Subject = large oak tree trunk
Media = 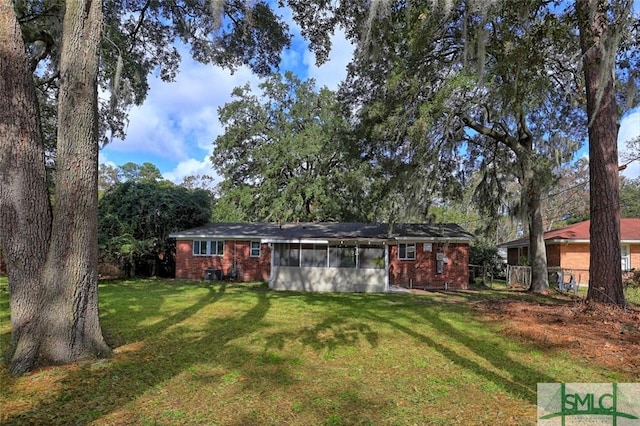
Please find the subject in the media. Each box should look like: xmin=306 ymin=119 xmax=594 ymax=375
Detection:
xmin=0 ymin=0 xmax=110 ymax=375
xmin=39 ymin=0 xmax=110 ymax=363
xmin=518 ymin=141 xmax=549 ymax=293
xmin=527 ymin=186 xmax=549 ymax=292
xmin=0 ymin=0 xmax=54 ymax=375
xmin=577 ymin=0 xmax=625 ymax=306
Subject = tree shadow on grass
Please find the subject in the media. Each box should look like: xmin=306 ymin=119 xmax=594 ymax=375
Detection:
xmin=1 ymin=281 xmax=252 ymax=424
xmin=1 ymin=285 xmax=555 ymax=424
xmin=298 ymin=292 xmax=554 ymax=405
xmin=393 ymin=305 xmax=552 ymax=404
xmin=1 ymin=283 xmax=386 ymax=425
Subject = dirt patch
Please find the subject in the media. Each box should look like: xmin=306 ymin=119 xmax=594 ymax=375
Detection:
xmin=471 ymin=294 xmax=640 ymax=379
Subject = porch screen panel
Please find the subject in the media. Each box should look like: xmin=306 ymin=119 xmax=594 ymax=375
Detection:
xmin=301 ymin=244 xmax=328 ymax=267
xmin=329 ymin=245 xmax=356 ymax=268
xmin=274 ymin=243 xmax=300 ymax=267
xmin=359 ymin=246 xmax=384 ymax=269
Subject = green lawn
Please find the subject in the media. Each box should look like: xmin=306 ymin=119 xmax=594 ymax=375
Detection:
xmin=0 ymin=278 xmax=635 ymax=425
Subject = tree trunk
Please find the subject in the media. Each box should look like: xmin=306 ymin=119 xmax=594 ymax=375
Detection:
xmin=576 ymin=0 xmax=625 ymax=306
xmin=0 ymin=0 xmax=53 ymax=375
xmin=0 ymin=0 xmax=110 ymax=375
xmin=39 ymin=0 xmax=111 ymax=364
xmin=527 ymin=185 xmax=549 ymax=292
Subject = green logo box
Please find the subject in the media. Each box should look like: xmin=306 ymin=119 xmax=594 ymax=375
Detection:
xmin=538 ymin=383 xmax=640 ymax=425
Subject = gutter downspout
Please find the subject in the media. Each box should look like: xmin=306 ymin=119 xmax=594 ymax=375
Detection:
xmin=384 ymin=244 xmax=390 ymax=292
xmin=269 ymin=243 xmax=275 ymax=288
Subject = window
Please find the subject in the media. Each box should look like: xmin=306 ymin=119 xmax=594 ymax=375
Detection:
xmin=193 ymin=240 xmax=208 ymax=255
xmin=621 ymin=244 xmax=631 ymax=271
xmin=398 ymin=243 xmax=416 ymax=260
xmin=329 ymin=245 xmax=356 ymax=268
xmin=360 ymin=246 xmax=385 ymax=269
xmin=274 ymin=243 xmax=300 ymax=267
xmin=213 ymin=241 xmax=224 ymax=256
xmin=301 ymin=244 xmax=327 ymax=267
xmin=192 ymin=240 xmax=224 ymax=256
xmin=250 ymin=241 xmax=261 ymax=258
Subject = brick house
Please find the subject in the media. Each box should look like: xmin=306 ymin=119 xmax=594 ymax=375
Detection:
xmin=501 ymin=218 xmax=640 ymax=285
xmin=169 ymin=222 xmax=473 ymax=292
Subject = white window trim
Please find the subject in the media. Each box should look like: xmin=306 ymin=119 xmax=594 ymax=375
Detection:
xmin=193 ymin=240 xmax=207 ymax=256
xmin=621 ymin=244 xmax=631 ymax=271
xmin=192 ymin=240 xmax=224 ymax=257
xmin=398 ymin=243 xmax=416 ymax=260
xmin=250 ymin=241 xmax=261 ymax=258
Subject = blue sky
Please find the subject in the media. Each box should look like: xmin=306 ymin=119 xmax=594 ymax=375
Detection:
xmin=99 ymin=10 xmax=355 ymax=184
xmin=99 ymin=11 xmax=640 ymax=184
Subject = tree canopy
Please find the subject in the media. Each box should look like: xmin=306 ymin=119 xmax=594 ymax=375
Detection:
xmin=99 ymin=177 xmax=212 ymax=277
xmin=212 ymin=72 xmax=372 ymax=222
xmin=1 ymin=0 xmax=298 ymax=375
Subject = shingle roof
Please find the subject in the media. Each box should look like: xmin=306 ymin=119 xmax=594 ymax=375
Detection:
xmin=169 ymin=222 xmax=474 ymax=242
xmin=500 ymin=218 xmax=640 ymax=248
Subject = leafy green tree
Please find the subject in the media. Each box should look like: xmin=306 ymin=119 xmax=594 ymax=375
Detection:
xmin=289 ymin=0 xmax=637 ymax=297
xmin=542 ymin=158 xmax=590 ymax=230
xmin=120 ymin=162 xmax=164 ymax=182
xmin=99 ymin=180 xmax=212 ymax=277
xmin=338 ymin=2 xmax=589 ymax=292
xmin=212 ymin=72 xmax=371 ymax=222
xmin=620 ymin=177 xmax=640 ymax=218
xmin=98 ymin=163 xmax=121 ymax=194
xmin=2 ymin=0 xmax=293 ymax=375
xmin=469 ymin=242 xmax=506 ymax=283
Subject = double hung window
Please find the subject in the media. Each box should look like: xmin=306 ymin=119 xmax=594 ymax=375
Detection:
xmin=398 ymin=243 xmax=416 ymax=260
xmin=250 ymin=241 xmax=261 ymax=257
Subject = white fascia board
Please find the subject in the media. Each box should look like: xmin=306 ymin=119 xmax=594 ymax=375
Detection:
xmin=173 ymin=235 xmax=266 ymax=240
xmin=394 ymin=237 xmax=472 ymax=244
xmin=261 ymin=239 xmax=330 ymax=244
xmin=261 ymin=239 xmax=391 ymax=245
xmin=547 ymin=239 xmax=640 ymax=244
xmin=547 ymin=239 xmax=590 ymax=244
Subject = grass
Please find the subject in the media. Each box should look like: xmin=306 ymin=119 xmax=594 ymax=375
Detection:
xmin=0 ymin=277 xmax=635 ymax=425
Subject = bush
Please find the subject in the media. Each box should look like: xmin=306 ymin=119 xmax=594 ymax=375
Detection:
xmin=622 ymin=269 xmax=640 ymax=288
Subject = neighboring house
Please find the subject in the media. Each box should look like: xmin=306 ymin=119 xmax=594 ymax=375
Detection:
xmin=501 ymin=218 xmax=640 ymax=285
xmin=169 ymin=222 xmax=474 ymax=293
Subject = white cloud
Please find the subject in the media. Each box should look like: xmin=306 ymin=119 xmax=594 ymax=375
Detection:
xmin=304 ymin=28 xmax=355 ymax=90
xmin=102 ymin=49 xmax=262 ymax=163
xmin=162 ymin=155 xmax=221 ymax=185
xmin=98 ymin=151 xmax=117 ymax=169
xmin=100 ymin=12 xmax=355 ymax=184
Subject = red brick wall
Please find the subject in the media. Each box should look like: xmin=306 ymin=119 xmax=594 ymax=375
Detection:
xmin=506 ymin=242 xmax=640 ymax=286
xmin=389 ymin=243 xmax=469 ymax=289
xmin=559 ymin=243 xmax=590 ymax=270
xmin=176 ymin=239 xmax=469 ymax=289
xmin=631 ymin=244 xmax=640 ymax=270
xmin=558 ymin=243 xmax=590 ymax=284
xmin=175 ymin=240 xmax=271 ymax=281
xmin=546 ymin=244 xmax=561 ymax=267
